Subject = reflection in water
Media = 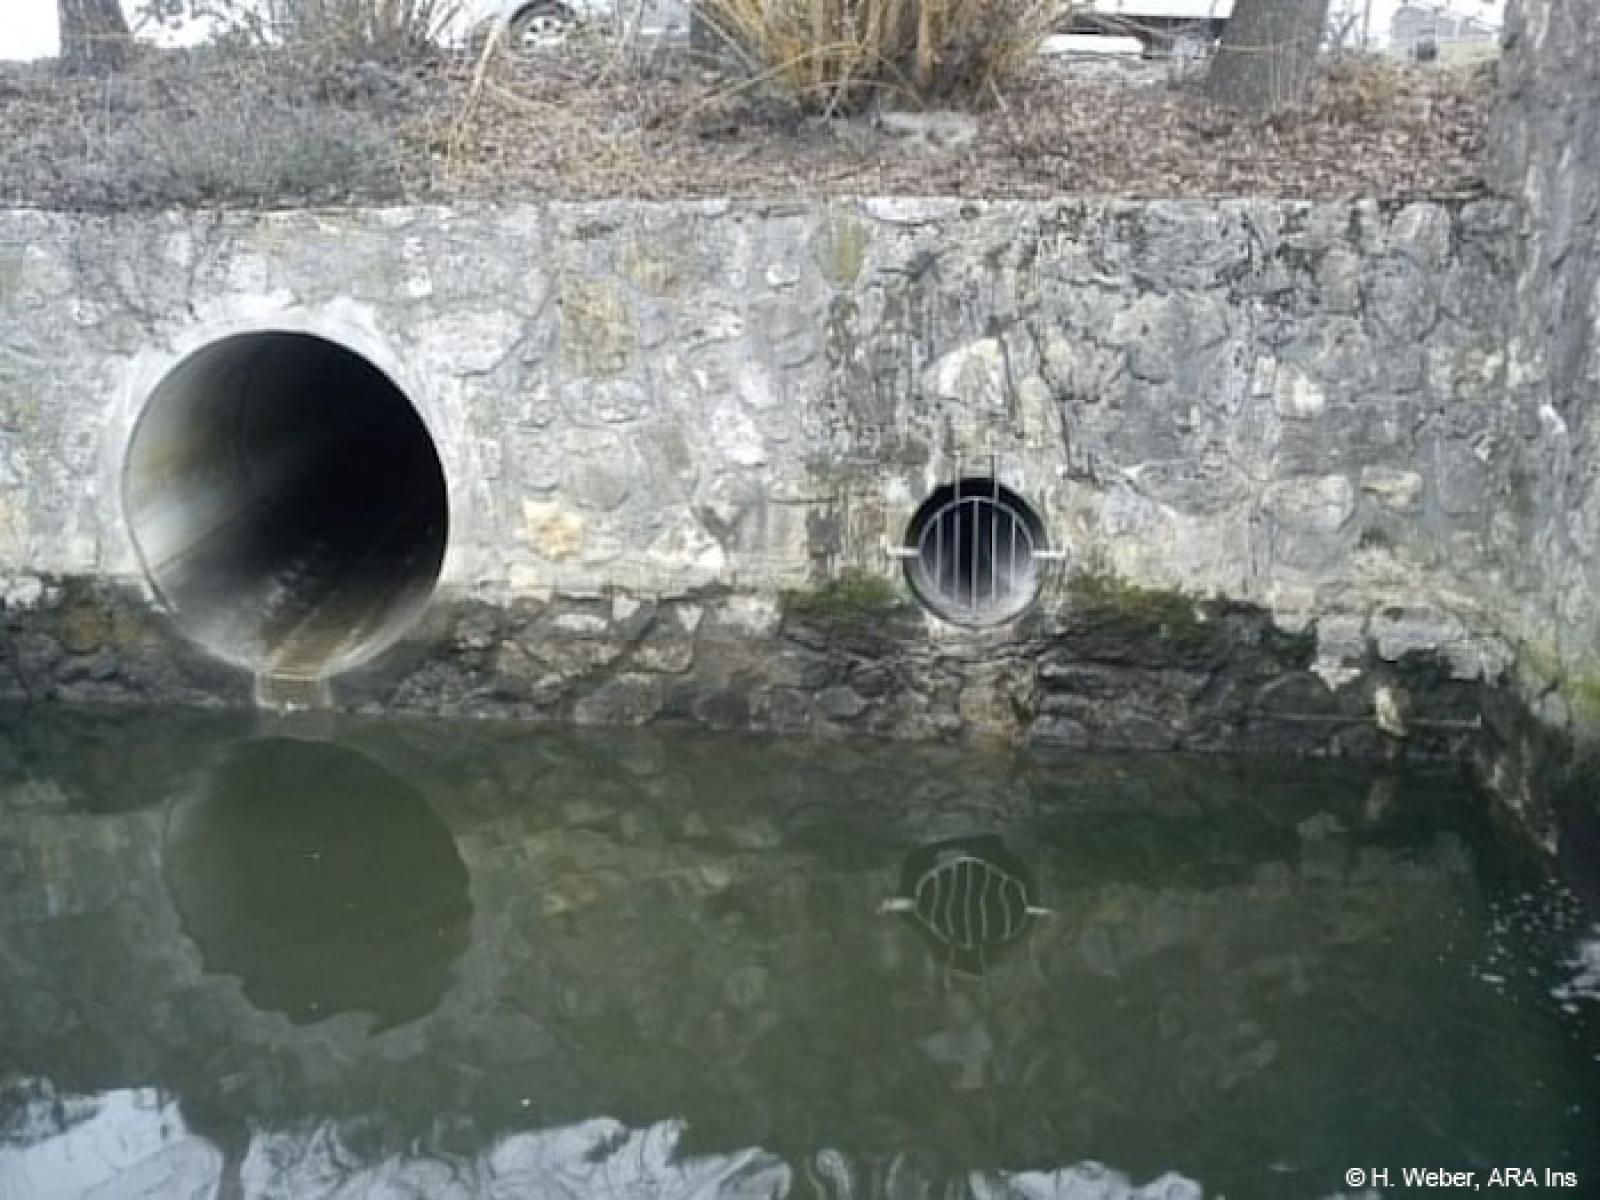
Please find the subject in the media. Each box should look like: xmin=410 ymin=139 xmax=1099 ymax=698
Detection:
xmin=804 ymin=1145 xmax=1202 ymax=1200
xmin=0 ymin=1081 xmax=220 ymax=1200
xmin=249 ymin=1114 xmax=793 ymax=1199
xmin=881 ymin=836 xmax=1049 ymax=977
xmin=1 ymin=709 xmax=1598 ymax=1199
xmin=1 ymin=1081 xmax=1205 ymax=1200
xmin=162 ymin=737 xmax=472 ymax=1029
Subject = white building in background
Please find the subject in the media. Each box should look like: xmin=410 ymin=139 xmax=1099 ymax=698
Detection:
xmin=1058 ymin=0 xmax=1505 ymax=54
xmin=1391 ymin=0 xmax=1503 ymax=60
xmin=3 ymin=0 xmax=62 ymax=60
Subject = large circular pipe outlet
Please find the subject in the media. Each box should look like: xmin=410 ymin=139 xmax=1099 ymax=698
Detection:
xmin=124 ymin=333 xmax=448 ymax=678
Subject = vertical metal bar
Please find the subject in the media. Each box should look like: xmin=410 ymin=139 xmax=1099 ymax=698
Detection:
xmin=960 ymin=499 xmax=972 ymax=614
xmin=972 ymin=864 xmax=985 ymax=947
xmin=943 ymin=863 xmax=957 ymax=942
xmin=957 ymin=861 xmax=972 ymax=946
xmin=989 ymin=478 xmax=998 ymax=606
xmin=1004 ymin=877 xmax=1022 ymax=938
xmin=1009 ymin=508 xmax=1018 ymax=605
xmin=953 ymin=494 xmax=963 ymax=614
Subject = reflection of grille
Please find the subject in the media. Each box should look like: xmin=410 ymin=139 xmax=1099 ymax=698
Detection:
xmin=882 ymin=836 xmax=1050 ymax=976
xmin=910 ymin=853 xmax=1033 ymax=950
xmin=900 ymin=480 xmax=1051 ymax=625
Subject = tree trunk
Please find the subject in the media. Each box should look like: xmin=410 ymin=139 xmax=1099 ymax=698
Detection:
xmin=1204 ymin=0 xmax=1331 ymax=110
xmin=59 ymin=0 xmax=132 ymax=73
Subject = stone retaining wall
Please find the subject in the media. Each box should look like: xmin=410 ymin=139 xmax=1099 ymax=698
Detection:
xmin=0 ymin=198 xmax=1523 ymax=754
xmin=1466 ymin=0 xmax=1600 ymax=857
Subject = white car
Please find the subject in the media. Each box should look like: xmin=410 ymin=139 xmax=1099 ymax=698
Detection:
xmin=1062 ymin=0 xmax=1232 ymax=53
xmin=455 ymin=0 xmax=689 ymax=50
xmin=115 ymin=0 xmax=684 ymax=54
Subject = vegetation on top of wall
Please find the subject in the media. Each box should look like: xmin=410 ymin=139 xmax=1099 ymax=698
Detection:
xmin=781 ymin=570 xmax=909 ymax=630
xmin=1062 ymin=566 xmax=1324 ymax=671
xmin=0 ymin=49 xmax=417 ymax=208
xmin=1065 ymin=566 xmax=1211 ymax=642
xmin=0 ymin=14 xmax=1491 ymax=209
xmin=1501 ymin=637 xmax=1600 ymax=738
xmin=1563 ymin=676 xmax=1600 ymax=729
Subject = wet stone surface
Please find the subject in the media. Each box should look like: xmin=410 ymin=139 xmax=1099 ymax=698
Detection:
xmin=1 ymin=577 xmax=1487 ymax=762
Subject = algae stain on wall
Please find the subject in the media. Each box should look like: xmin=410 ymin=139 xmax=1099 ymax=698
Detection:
xmin=811 ymin=205 xmax=871 ymax=291
xmin=0 ymin=493 xmax=28 ymax=560
xmin=559 ymin=278 xmax=637 ymax=378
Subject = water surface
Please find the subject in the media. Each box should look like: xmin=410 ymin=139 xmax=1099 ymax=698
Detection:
xmin=0 ymin=707 xmax=1596 ymax=1199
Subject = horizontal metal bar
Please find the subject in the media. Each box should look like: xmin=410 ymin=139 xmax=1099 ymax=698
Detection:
xmin=885 ymin=547 xmax=920 ymax=559
xmin=1252 ymin=712 xmax=1482 ymax=730
xmin=1032 ymin=550 xmax=1069 ymax=560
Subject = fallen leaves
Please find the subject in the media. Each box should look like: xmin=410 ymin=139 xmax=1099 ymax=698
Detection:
xmin=0 ymin=41 xmax=1492 ymax=208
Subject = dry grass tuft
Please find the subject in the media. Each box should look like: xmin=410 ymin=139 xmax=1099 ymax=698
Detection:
xmin=1314 ymin=53 xmax=1490 ymax=128
xmin=1318 ymin=56 xmax=1418 ymax=121
xmin=695 ymin=0 xmax=1056 ymax=112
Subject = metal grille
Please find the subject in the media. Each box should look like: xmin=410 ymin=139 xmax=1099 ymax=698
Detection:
xmin=901 ymin=479 xmax=1049 ymax=625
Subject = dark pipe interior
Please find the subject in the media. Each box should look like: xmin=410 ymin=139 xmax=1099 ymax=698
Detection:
xmin=920 ymin=498 xmax=1033 ymax=611
xmin=124 ymin=333 xmax=448 ymax=677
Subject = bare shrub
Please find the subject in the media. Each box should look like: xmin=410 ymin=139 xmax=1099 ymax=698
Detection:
xmin=696 ymin=0 xmax=1056 ymax=112
xmin=1314 ymin=53 xmax=1489 ymax=129
xmin=97 ymin=85 xmax=403 ymax=203
xmin=143 ymin=0 xmax=465 ymax=61
xmin=1313 ymin=54 xmax=1416 ymax=122
xmin=0 ymin=48 xmax=425 ymax=207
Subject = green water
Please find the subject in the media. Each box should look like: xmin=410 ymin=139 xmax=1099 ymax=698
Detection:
xmin=0 ymin=707 xmax=1596 ymax=1199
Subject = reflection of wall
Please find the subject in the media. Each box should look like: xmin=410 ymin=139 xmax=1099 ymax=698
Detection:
xmin=0 ymin=1095 xmax=1213 ymax=1200
xmin=0 ymin=1086 xmax=222 ymax=1199
xmin=5 ymin=716 xmax=1577 ymax=1196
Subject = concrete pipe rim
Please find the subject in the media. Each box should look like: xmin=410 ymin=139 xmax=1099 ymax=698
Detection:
xmin=122 ymin=330 xmax=450 ymax=682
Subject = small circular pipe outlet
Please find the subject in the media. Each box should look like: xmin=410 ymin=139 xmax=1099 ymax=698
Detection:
xmin=123 ymin=332 xmax=448 ymax=678
xmin=902 ymin=479 xmax=1048 ymax=626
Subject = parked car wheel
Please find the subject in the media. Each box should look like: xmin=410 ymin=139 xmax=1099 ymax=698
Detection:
xmin=1170 ymin=29 xmax=1214 ymax=62
xmin=508 ymin=0 xmax=580 ymax=49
